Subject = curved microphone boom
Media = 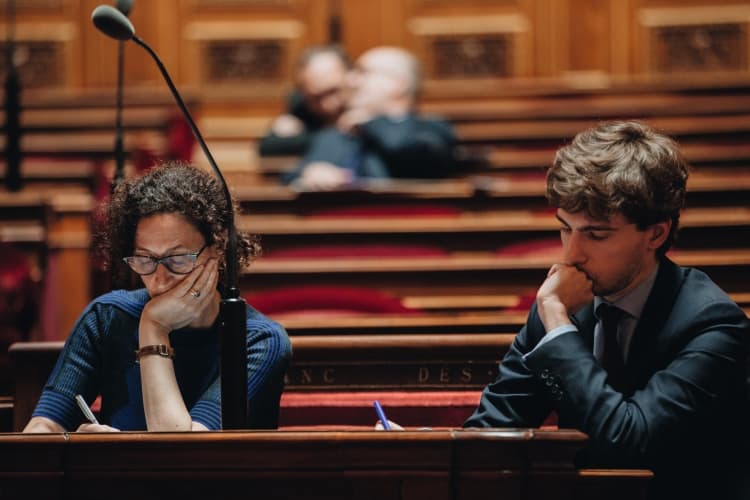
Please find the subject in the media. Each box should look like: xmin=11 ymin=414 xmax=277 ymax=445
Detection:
xmin=92 ymin=4 xmax=248 ymax=429
xmin=112 ymin=0 xmax=134 ymax=191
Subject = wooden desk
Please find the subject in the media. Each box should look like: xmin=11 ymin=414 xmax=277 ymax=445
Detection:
xmin=0 ymin=429 xmax=652 ymax=500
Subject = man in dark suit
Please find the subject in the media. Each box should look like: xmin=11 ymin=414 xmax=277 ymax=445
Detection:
xmin=283 ymin=46 xmax=457 ymax=190
xmin=463 ymin=120 xmax=750 ymax=500
xmin=258 ymin=45 xmax=352 ymax=157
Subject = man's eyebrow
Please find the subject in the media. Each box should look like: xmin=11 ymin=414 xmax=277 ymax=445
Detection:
xmin=555 ymin=214 xmax=616 ymax=231
xmin=555 ymin=214 xmax=570 ymax=227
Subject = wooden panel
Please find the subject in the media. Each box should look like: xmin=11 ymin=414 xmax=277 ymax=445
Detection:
xmin=179 ymin=0 xmax=330 ymax=97
xmin=635 ymin=2 xmax=750 ymax=74
xmin=2 ymin=0 xmax=750 ymax=98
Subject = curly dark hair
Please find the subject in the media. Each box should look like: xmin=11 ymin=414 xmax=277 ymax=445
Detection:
xmin=94 ymin=162 xmax=261 ymax=288
xmin=546 ymin=120 xmax=689 ymax=256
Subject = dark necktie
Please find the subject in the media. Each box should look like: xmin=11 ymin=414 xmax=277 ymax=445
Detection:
xmin=597 ymin=303 xmax=627 ymax=392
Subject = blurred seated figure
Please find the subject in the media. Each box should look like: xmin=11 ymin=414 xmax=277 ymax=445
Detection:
xmin=0 ymin=243 xmax=40 ymax=394
xmin=283 ymin=46 xmax=458 ymax=190
xmin=259 ymin=45 xmax=352 ymax=157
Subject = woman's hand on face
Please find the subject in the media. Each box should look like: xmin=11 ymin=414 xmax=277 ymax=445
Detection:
xmin=141 ymin=257 xmax=220 ymax=333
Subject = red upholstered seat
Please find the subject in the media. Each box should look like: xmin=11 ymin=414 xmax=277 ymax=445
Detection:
xmin=0 ymin=243 xmax=40 ymax=393
xmin=278 ymin=390 xmax=481 ymax=429
xmin=263 ymin=244 xmax=448 ymax=259
xmin=246 ymin=285 xmax=418 ymax=316
xmin=278 ymin=391 xmax=559 ymax=430
xmin=132 ymin=112 xmax=195 ymax=175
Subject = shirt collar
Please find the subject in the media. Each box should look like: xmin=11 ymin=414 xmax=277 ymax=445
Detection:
xmin=594 ymin=262 xmax=660 ymax=320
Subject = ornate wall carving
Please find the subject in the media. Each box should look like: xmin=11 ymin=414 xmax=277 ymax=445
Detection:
xmin=431 ymin=35 xmax=512 ymax=78
xmin=203 ymin=40 xmax=285 ymax=82
xmin=651 ymin=23 xmax=746 ymax=73
xmin=0 ymin=41 xmax=64 ymax=88
xmin=638 ymin=4 xmax=750 ymax=74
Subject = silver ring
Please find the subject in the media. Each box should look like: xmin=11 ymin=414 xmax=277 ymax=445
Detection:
xmin=189 ymin=288 xmax=201 ymax=298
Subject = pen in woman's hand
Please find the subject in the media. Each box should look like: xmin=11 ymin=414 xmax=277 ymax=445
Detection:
xmin=75 ymin=394 xmax=99 ymax=425
xmin=373 ymin=400 xmax=391 ymax=430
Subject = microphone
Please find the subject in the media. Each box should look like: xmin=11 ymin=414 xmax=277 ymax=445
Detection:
xmin=112 ymin=0 xmax=134 ymax=191
xmin=92 ymin=4 xmax=249 ymax=430
xmin=116 ymin=0 xmax=134 ymax=16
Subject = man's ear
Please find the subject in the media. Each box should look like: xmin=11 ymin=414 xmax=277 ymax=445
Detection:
xmin=648 ymin=220 xmax=671 ymax=251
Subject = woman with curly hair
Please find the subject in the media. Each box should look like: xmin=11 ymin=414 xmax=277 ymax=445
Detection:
xmin=24 ymin=162 xmax=291 ymax=432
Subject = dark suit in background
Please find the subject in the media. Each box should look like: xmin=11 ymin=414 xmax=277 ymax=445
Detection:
xmin=282 ymin=114 xmax=457 ymax=184
xmin=258 ymin=91 xmax=325 ymax=157
xmin=465 ymin=257 xmax=750 ymax=500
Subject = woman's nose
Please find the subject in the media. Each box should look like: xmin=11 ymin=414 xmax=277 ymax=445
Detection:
xmin=149 ymin=262 xmax=175 ymax=292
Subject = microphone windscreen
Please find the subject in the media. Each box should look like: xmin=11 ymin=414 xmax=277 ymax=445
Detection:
xmin=92 ymin=5 xmax=135 ymax=41
xmin=116 ymin=0 xmax=134 ymax=17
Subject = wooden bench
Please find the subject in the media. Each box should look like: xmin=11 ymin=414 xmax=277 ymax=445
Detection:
xmin=243 ymin=248 xmax=750 ymax=300
xmin=240 ymin=206 xmax=750 ymax=255
xmin=0 ymin=88 xmax=195 ymax=174
xmin=0 ymin=189 xmax=93 ymax=342
xmin=239 ymin=81 xmax=750 ymax=179
xmin=229 ymin=168 xmax=750 ymax=215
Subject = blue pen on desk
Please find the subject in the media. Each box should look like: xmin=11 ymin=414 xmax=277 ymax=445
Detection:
xmin=75 ymin=394 xmax=99 ymax=425
xmin=373 ymin=400 xmax=391 ymax=430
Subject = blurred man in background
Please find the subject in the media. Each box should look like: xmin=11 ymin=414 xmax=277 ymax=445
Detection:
xmin=258 ymin=45 xmax=352 ymax=157
xmin=284 ymin=46 xmax=457 ymax=190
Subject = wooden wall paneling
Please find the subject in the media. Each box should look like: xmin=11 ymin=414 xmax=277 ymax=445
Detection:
xmin=41 ymin=191 xmax=93 ymax=341
xmin=634 ymin=1 xmax=750 ymax=75
xmin=79 ymin=0 xmax=180 ymax=89
xmin=609 ymin=0 xmax=634 ymax=76
xmin=533 ymin=0 xmax=560 ymax=77
xmin=339 ymin=0 xmax=409 ymax=59
xmin=178 ymin=1 xmax=334 ymax=174
xmin=180 ymin=0 xmax=328 ymax=96
xmin=405 ymin=0 xmax=534 ymax=98
xmin=565 ymin=0 xmax=612 ymax=75
xmin=0 ymin=0 xmax=78 ymax=89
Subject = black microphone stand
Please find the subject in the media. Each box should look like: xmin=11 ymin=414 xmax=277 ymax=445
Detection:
xmin=112 ymin=39 xmax=125 ymax=191
xmin=92 ymin=4 xmax=248 ymax=428
xmin=4 ymin=0 xmax=22 ymax=192
xmin=130 ymin=35 xmax=248 ymax=429
xmin=111 ymin=0 xmax=133 ymax=191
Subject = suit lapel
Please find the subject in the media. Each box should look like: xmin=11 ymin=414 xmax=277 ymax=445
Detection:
xmin=625 ymin=258 xmax=685 ymax=383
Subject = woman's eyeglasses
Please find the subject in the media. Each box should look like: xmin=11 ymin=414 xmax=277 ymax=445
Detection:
xmin=123 ymin=245 xmax=206 ymax=275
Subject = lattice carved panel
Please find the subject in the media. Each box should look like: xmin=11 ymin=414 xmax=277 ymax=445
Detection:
xmin=202 ymin=40 xmax=286 ymax=83
xmin=0 ymin=40 xmax=64 ymax=88
xmin=651 ymin=23 xmax=747 ymax=73
xmin=431 ymin=35 xmax=512 ymax=78
xmin=191 ymin=0 xmax=294 ymax=9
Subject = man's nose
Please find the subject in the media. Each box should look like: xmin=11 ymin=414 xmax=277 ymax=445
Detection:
xmin=563 ymin=232 xmax=586 ymax=265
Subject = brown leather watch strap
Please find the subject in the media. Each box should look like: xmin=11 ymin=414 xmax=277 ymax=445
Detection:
xmin=135 ymin=344 xmax=175 ymax=363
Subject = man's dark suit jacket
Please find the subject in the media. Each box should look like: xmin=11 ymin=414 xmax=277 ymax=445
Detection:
xmin=258 ymin=91 xmax=325 ymax=157
xmin=282 ymin=114 xmax=458 ymax=184
xmin=465 ymin=258 xmax=750 ymax=500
